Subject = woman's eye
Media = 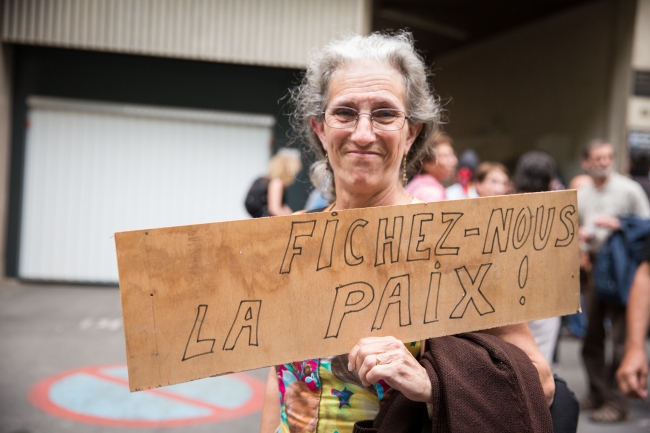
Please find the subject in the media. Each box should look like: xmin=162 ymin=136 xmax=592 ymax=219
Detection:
xmin=334 ymin=109 xmax=356 ymax=119
xmin=374 ymin=110 xmax=399 ymax=120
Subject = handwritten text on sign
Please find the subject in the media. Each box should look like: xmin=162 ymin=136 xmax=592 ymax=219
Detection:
xmin=116 ymin=191 xmax=580 ymax=391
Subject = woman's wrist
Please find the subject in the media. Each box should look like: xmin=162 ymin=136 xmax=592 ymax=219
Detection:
xmin=420 ymin=376 xmax=433 ymax=403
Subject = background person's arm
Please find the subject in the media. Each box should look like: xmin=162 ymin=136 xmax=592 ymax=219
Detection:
xmin=616 ymin=261 xmax=650 ymax=399
xmin=260 ymin=367 xmax=281 ymax=433
xmin=267 ymin=178 xmax=293 ymax=216
xmin=593 ymin=215 xmax=620 ymax=231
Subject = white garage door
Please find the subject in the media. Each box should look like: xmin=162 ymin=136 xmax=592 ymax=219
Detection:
xmin=20 ymin=96 xmax=274 ymax=284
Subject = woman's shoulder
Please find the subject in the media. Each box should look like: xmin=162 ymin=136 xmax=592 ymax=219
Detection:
xmin=295 ymin=203 xmax=335 ymax=215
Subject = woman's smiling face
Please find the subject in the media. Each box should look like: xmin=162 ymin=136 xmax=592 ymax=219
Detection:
xmin=311 ymin=61 xmax=421 ymax=197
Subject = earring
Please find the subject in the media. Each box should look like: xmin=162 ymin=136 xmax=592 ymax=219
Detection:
xmin=402 ymin=155 xmax=408 ymax=185
xmin=325 ymin=152 xmax=330 ymax=171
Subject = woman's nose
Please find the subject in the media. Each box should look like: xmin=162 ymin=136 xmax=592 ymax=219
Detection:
xmin=351 ymin=115 xmax=375 ymax=144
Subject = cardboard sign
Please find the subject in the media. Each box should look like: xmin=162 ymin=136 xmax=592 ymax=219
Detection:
xmin=116 ymin=191 xmax=580 ymax=392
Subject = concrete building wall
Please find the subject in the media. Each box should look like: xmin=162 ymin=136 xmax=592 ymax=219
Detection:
xmin=632 ymin=0 xmax=650 ymax=68
xmin=1 ymin=0 xmax=371 ymax=68
xmin=607 ymin=0 xmax=636 ymax=173
xmin=628 ymin=0 xmax=650 ymax=133
xmin=432 ymin=0 xmax=634 ymax=180
xmin=0 ymin=44 xmax=11 ymax=280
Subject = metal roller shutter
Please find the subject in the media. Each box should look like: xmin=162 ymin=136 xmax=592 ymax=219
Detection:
xmin=20 ymin=96 xmax=274 ymax=283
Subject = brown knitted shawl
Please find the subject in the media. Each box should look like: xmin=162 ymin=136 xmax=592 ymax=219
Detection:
xmin=353 ymin=332 xmax=553 ymax=433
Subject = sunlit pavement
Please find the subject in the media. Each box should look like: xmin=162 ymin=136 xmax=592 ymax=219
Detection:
xmin=1 ymin=281 xmax=648 ymax=433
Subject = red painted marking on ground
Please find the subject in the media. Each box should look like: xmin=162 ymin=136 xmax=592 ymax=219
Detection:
xmin=89 ymin=369 xmax=231 ymax=412
xmin=28 ymin=364 xmax=266 ymax=428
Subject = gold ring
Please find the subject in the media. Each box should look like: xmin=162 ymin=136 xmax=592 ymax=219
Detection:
xmin=375 ymin=354 xmax=383 ymax=366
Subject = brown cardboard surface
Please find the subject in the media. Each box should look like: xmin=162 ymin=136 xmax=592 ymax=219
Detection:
xmin=116 ymin=190 xmax=580 ymax=391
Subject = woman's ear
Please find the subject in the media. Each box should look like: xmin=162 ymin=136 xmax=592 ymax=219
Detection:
xmin=405 ymin=123 xmax=423 ymax=154
xmin=310 ymin=117 xmax=328 ymax=153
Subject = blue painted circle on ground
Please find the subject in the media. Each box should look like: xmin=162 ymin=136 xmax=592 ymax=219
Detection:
xmin=29 ymin=364 xmax=265 ymax=427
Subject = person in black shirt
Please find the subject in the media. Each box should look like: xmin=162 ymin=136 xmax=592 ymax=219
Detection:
xmin=630 ymin=148 xmax=650 ymax=202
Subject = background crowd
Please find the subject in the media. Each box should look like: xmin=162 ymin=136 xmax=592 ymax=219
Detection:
xmin=264 ymin=132 xmax=650 ymax=426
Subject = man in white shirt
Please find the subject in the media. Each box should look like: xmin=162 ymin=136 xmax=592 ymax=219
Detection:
xmin=578 ymin=139 xmax=650 ymax=423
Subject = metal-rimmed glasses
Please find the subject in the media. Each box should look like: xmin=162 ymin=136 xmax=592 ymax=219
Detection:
xmin=321 ymin=106 xmax=411 ymax=131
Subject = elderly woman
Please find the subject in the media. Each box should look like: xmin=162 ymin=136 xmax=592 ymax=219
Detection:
xmin=260 ymin=32 xmax=554 ymax=433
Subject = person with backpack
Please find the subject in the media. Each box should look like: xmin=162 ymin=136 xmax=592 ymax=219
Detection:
xmin=245 ymin=148 xmax=302 ymax=218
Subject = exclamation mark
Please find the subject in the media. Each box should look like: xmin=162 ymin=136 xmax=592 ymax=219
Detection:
xmin=518 ymin=256 xmax=529 ymax=305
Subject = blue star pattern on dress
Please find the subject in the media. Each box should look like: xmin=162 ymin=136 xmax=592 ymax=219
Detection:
xmin=275 ymin=342 xmax=420 ymax=432
xmin=331 ymin=387 xmax=354 ymax=409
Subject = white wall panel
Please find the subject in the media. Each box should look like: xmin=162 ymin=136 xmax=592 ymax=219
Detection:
xmin=1 ymin=0 xmax=371 ymax=68
xmin=20 ymin=97 xmax=273 ymax=283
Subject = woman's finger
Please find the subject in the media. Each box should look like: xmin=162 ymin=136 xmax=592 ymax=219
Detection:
xmin=638 ymin=370 xmax=648 ymax=400
xmin=357 ymin=350 xmax=395 ymax=387
xmin=362 ymin=353 xmax=433 ymax=403
xmin=348 ymin=337 xmax=401 ymax=371
xmin=347 ymin=340 xmax=368 ymax=371
xmin=357 ymin=345 xmax=414 ymax=386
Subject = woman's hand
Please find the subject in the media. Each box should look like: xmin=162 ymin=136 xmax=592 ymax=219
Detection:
xmin=348 ymin=336 xmax=432 ymax=403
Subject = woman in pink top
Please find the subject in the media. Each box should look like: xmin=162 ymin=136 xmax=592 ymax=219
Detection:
xmin=405 ymin=133 xmax=457 ymax=202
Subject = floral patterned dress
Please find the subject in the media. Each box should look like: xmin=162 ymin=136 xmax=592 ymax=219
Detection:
xmin=275 ymin=341 xmax=421 ymax=433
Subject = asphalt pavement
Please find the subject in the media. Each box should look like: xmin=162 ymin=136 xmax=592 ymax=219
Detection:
xmin=0 ymin=281 xmax=649 ymax=433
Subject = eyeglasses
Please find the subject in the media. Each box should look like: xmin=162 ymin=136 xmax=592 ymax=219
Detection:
xmin=321 ymin=106 xmax=411 ymax=131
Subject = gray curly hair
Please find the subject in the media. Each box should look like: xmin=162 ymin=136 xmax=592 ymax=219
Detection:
xmin=289 ymin=31 xmax=441 ymax=201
